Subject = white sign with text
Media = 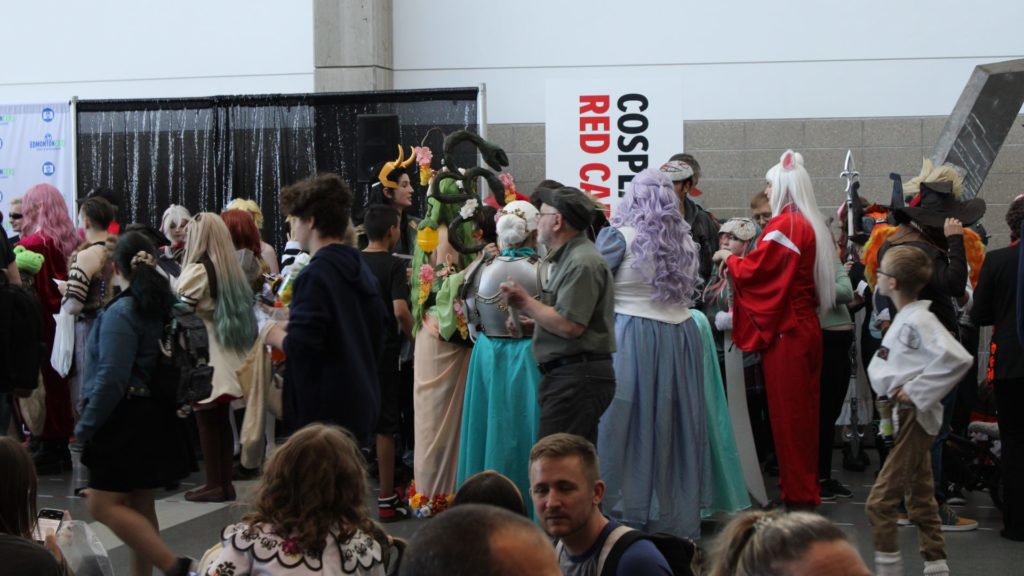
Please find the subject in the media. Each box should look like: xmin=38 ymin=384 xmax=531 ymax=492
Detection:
xmin=545 ymin=78 xmax=683 ymax=215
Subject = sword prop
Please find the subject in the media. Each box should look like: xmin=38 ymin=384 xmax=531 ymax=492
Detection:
xmin=840 ymin=151 xmax=865 ymax=463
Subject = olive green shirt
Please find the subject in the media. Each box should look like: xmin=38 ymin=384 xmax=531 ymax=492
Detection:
xmin=533 ymin=234 xmax=616 ymax=364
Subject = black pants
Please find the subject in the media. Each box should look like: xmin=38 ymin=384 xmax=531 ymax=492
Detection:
xmin=820 ymin=329 xmax=854 ymax=480
xmin=995 ymin=378 xmax=1024 ymax=538
xmin=538 ymin=359 xmax=616 ymax=445
xmin=744 ymin=362 xmax=775 ymax=464
xmin=952 ymin=324 xmax=980 ymax=434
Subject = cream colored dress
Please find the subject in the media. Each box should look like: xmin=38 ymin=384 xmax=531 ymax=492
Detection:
xmin=177 ymin=262 xmax=246 ymax=402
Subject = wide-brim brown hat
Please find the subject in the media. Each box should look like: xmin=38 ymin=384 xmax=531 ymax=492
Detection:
xmin=894 ymin=181 xmax=986 ymax=228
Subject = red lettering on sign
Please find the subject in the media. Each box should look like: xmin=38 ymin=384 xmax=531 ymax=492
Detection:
xmin=579 ymin=116 xmax=610 ymax=132
xmin=581 ymin=181 xmax=611 ymax=199
xmin=580 ymin=163 xmax=611 ymax=183
xmin=580 ymin=133 xmax=609 ymax=154
xmin=579 ymin=95 xmax=609 ymax=115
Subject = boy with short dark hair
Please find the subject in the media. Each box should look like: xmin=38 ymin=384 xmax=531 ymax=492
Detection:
xmin=866 ymin=245 xmax=972 ymax=576
xmin=361 ymin=204 xmax=414 ymax=522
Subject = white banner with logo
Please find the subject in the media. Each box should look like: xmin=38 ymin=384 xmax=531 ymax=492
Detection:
xmin=545 ymin=79 xmax=683 ymax=215
xmin=0 ymin=103 xmax=74 ymax=236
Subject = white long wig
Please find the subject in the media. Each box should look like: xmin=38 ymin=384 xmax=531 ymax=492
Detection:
xmin=765 ymin=150 xmax=836 ymax=315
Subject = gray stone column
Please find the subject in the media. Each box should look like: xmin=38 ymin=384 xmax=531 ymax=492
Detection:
xmin=314 ymin=0 xmax=393 ymax=92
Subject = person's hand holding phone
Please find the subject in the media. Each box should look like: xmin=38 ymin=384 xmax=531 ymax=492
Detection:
xmin=34 ymin=508 xmax=69 ymax=564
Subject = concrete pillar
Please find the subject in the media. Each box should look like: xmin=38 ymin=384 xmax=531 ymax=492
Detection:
xmin=314 ymin=0 xmax=393 ymax=92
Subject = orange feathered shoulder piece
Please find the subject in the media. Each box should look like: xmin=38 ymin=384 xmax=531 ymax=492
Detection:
xmin=863 ymin=224 xmax=985 ymax=289
xmin=862 ymin=224 xmax=898 ymax=289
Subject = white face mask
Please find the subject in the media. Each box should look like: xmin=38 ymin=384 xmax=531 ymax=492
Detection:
xmin=77 ymin=214 xmax=86 ymax=229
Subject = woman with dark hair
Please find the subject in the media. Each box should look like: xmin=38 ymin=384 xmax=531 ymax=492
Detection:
xmin=452 ymin=470 xmax=528 ymax=517
xmin=74 ymin=231 xmax=194 ymax=576
xmin=0 ymin=437 xmax=70 ymax=575
xmin=361 ymin=148 xmax=420 ymax=256
xmin=205 ymin=424 xmax=388 ymax=575
xmin=17 ymin=183 xmax=78 ymax=473
xmin=595 ymin=169 xmax=713 ymax=540
xmin=63 ymin=196 xmax=116 ymax=422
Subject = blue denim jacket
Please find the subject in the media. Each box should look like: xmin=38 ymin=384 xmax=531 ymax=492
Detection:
xmin=74 ymin=294 xmax=164 ymax=442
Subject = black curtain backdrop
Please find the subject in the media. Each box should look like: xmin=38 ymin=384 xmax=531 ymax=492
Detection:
xmin=75 ymin=88 xmax=479 ymax=252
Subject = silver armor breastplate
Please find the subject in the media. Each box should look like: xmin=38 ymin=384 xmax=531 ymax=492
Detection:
xmin=468 ymin=255 xmax=542 ymax=337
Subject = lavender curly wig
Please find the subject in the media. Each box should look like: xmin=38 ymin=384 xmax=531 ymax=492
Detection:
xmin=610 ymin=169 xmax=701 ymax=305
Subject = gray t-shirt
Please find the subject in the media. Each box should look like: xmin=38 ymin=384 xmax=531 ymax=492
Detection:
xmin=533 ymin=234 xmax=616 ymax=364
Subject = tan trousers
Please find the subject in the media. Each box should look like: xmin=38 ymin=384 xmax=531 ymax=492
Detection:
xmin=865 ymin=405 xmax=946 ymax=561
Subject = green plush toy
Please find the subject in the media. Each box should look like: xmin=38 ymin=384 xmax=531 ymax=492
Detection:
xmin=14 ymin=245 xmax=45 ymax=274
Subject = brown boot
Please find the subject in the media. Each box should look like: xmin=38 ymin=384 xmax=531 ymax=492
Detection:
xmin=186 ymin=405 xmax=229 ymax=502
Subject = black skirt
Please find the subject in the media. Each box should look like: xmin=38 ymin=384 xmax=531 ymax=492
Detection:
xmin=82 ymin=395 xmax=195 ymax=493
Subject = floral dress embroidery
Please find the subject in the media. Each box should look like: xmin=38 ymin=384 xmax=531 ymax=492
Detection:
xmin=207 ymin=523 xmax=385 ymax=576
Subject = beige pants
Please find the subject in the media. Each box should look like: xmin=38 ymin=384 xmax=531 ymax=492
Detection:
xmin=412 ymin=330 xmax=471 ymax=499
xmin=865 ymin=406 xmax=946 ymax=562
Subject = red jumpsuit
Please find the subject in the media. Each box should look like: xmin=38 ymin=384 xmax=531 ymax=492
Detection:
xmin=728 ymin=205 xmax=822 ymax=506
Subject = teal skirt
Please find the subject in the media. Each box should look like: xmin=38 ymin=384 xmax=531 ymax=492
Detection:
xmin=455 ymin=334 xmax=541 ymax=516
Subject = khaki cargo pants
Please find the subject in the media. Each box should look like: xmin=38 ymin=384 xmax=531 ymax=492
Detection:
xmin=865 ymin=405 xmax=946 ymax=561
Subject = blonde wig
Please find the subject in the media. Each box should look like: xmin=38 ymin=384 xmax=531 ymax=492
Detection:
xmin=226 ymin=198 xmax=264 ymax=230
xmin=182 ymin=212 xmax=257 ymax=351
xmin=902 ymin=158 xmax=965 ymax=199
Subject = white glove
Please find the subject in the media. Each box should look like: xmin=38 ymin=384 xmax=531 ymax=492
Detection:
xmin=714 ymin=310 xmax=733 ymax=331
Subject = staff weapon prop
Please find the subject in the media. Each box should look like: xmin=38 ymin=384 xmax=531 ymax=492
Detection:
xmin=840 ymin=151 xmax=868 ymax=469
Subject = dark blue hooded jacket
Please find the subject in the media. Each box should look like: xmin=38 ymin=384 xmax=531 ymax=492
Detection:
xmin=283 ymin=243 xmax=386 ymax=438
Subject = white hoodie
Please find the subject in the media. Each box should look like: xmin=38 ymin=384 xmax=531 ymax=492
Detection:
xmin=867 ymin=300 xmax=972 ymax=436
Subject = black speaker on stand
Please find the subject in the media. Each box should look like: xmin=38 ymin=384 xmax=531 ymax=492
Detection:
xmin=356 ymin=114 xmax=401 ymax=183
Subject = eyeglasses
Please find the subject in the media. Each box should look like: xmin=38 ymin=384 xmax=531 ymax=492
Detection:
xmin=538 ymin=212 xmax=560 ymax=218
xmin=8 ymin=213 xmax=22 ymax=220
xmin=876 ymin=270 xmax=893 ymax=278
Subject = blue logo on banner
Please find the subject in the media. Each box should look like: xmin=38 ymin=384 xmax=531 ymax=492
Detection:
xmin=41 ymin=108 xmax=55 ymax=122
xmin=0 ymin=136 xmax=4 ymax=150
xmin=29 ymin=133 xmax=63 ymax=151
xmin=42 ymin=162 xmax=55 ymax=176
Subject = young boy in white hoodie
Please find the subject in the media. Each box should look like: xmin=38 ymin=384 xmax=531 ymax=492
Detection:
xmin=866 ymin=245 xmax=972 ymax=576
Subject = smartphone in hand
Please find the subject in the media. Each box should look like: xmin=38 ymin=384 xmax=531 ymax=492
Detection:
xmin=32 ymin=508 xmax=65 ymax=544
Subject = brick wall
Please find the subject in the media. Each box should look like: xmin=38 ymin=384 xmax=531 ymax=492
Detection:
xmin=488 ymin=116 xmax=1024 ymax=248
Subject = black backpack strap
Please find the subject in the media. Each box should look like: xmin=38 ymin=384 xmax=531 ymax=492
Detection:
xmin=200 ymin=256 xmax=219 ymax=300
xmin=600 ymin=531 xmax=698 ymax=576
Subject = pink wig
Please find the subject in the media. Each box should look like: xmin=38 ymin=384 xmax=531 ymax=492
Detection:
xmin=21 ymin=183 xmax=78 ymax=258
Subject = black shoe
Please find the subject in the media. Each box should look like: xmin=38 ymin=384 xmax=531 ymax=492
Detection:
xmin=1001 ymin=529 xmax=1024 ymax=542
xmin=233 ymin=462 xmax=260 ymax=481
xmin=819 ymin=482 xmax=836 ymax=501
xmin=946 ymin=483 xmax=967 ymax=506
xmin=821 ymin=479 xmax=853 ymax=499
xmin=33 ymin=440 xmax=71 ymax=475
xmin=164 ymin=557 xmax=194 ymax=576
xmin=378 ymin=493 xmax=412 ymax=523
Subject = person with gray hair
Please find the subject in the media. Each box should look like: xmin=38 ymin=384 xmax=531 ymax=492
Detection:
xmin=399 ymin=503 xmax=559 ymax=576
xmin=457 ymin=200 xmax=545 ymax=514
xmin=709 ymin=510 xmax=870 ymax=576
xmin=500 ymin=187 xmax=616 ymax=444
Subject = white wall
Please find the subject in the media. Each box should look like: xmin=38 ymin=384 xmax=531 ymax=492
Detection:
xmin=1 ymin=0 xmax=314 ymax=104
xmin=393 ymin=0 xmax=1024 ymax=123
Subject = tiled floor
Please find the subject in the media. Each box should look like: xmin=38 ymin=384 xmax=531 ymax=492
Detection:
xmin=36 ymin=450 xmax=1024 ymax=575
